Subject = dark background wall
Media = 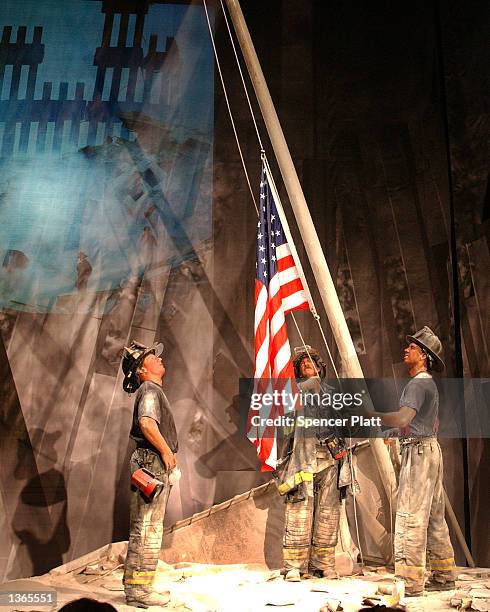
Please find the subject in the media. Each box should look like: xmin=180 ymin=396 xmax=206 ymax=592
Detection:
xmin=212 ymin=0 xmax=489 ymax=566
xmin=0 ymin=0 xmax=489 ymax=580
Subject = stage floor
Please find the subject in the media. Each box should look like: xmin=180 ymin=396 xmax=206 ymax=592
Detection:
xmin=1 ymin=544 xmax=489 ymax=611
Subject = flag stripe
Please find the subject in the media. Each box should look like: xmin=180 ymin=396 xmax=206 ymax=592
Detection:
xmin=277 ymin=266 xmax=302 ymax=288
xmin=277 ymin=253 xmax=296 ymax=271
xmin=280 ymin=277 xmax=307 ymax=299
xmin=283 ymin=294 xmax=310 ymax=314
xmin=276 ymin=243 xmax=291 ymax=259
xmin=251 ymin=163 xmax=312 ymax=470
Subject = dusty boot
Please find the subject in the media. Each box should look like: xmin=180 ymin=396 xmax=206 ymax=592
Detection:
xmin=404 ymin=586 xmax=424 ymax=597
xmin=425 ymin=578 xmax=456 ymax=592
xmin=396 ymin=576 xmax=424 ymax=597
xmin=322 ymin=568 xmax=339 ymax=579
xmin=306 ymin=567 xmax=339 ymax=579
xmin=285 ymin=568 xmax=301 ymax=582
xmin=305 ymin=568 xmax=324 ymax=579
xmin=126 ymin=590 xmax=171 ymax=608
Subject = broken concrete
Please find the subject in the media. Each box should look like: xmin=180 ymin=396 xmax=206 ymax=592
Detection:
xmin=2 ymin=555 xmax=488 ymax=612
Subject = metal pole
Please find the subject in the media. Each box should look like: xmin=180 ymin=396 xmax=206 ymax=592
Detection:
xmin=223 ymin=0 xmax=397 ymax=504
xmin=444 ymin=490 xmax=475 ymax=567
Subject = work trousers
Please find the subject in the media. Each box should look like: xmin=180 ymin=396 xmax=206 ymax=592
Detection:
xmin=123 ymin=448 xmax=171 ymax=600
xmin=395 ymin=438 xmax=456 ymax=592
xmin=283 ymin=464 xmax=340 ymax=573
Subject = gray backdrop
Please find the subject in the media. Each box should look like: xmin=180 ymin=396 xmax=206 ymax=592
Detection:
xmin=1 ymin=0 xmax=489 ymax=580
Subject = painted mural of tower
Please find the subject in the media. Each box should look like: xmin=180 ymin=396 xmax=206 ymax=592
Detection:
xmin=0 ymin=0 xmax=180 ymax=155
xmin=88 ymin=0 xmax=179 ymax=146
xmin=0 ymin=25 xmax=43 ymax=155
xmin=0 ymin=25 xmax=88 ymax=155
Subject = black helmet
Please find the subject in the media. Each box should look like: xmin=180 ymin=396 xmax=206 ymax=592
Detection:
xmin=122 ymin=340 xmax=164 ymax=393
xmin=292 ymin=345 xmax=326 ymax=378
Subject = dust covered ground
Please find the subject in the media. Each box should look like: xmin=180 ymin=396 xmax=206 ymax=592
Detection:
xmin=0 ymin=543 xmax=489 ymax=612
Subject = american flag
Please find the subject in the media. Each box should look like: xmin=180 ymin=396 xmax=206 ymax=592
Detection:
xmin=250 ymin=162 xmax=312 ymax=470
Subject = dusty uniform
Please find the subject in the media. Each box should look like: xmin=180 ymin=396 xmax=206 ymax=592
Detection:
xmin=123 ymin=381 xmax=178 ymax=602
xmin=283 ymin=449 xmax=340 ymax=573
xmin=281 ymin=382 xmax=342 ymax=574
xmin=395 ymin=373 xmax=455 ymax=592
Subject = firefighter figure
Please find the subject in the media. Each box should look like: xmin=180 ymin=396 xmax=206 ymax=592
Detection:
xmin=121 ymin=341 xmax=178 ymax=608
xmin=369 ymin=327 xmax=456 ymax=596
xmin=276 ymin=346 xmax=347 ymax=581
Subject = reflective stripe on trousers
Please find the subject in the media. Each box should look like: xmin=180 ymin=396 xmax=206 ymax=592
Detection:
xmin=283 ymin=464 xmax=340 ymax=572
xmin=124 ymin=448 xmax=171 ymax=598
xmin=395 ymin=439 xmax=455 ymax=591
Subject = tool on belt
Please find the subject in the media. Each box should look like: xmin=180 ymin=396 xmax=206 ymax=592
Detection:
xmin=131 ymin=468 xmax=164 ymax=500
xmin=319 ymin=435 xmax=346 ymax=460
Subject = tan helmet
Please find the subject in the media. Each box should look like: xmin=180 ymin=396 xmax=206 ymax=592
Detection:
xmin=292 ymin=345 xmax=326 ymax=378
xmin=406 ymin=326 xmax=445 ymax=372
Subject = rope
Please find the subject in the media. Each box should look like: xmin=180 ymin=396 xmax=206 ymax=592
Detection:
xmin=313 ymin=312 xmax=340 ymax=380
xmin=219 ymin=0 xmax=265 ymax=151
xmin=206 ymin=0 xmax=366 ymax=567
xmin=348 ymin=446 xmax=364 ymax=567
xmin=262 ymin=154 xmax=318 ymax=317
xmin=202 ymin=0 xmax=258 ymax=214
xmin=290 ymin=312 xmax=320 ymax=377
xmin=338 ymin=499 xmax=358 ymax=570
xmin=216 ymin=0 xmax=339 ymax=374
xmin=377 ymin=144 xmax=417 ymax=331
xmin=265 ymin=152 xmax=339 ymax=378
xmin=389 ymin=470 xmax=394 ymax=561
xmin=261 ymin=152 xmax=340 ymax=377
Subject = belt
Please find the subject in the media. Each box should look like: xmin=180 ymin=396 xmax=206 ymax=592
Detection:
xmin=136 ymin=442 xmax=160 ymax=453
xmin=399 ymin=435 xmax=437 ymax=446
xmin=136 ymin=441 xmax=178 ymax=453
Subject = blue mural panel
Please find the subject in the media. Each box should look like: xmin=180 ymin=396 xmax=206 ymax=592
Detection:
xmin=0 ymin=0 xmax=214 ymax=311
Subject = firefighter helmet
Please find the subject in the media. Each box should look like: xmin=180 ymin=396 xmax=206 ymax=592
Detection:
xmin=292 ymin=345 xmax=327 ymax=378
xmin=121 ymin=340 xmax=164 ymax=393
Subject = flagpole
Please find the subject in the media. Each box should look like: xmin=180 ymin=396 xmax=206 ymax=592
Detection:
xmin=223 ymin=0 xmax=397 ymax=504
xmin=263 ymin=160 xmax=317 ymax=316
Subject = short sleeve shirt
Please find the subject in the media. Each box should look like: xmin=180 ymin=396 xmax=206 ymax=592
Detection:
xmin=130 ymin=381 xmax=178 ymax=453
xmin=399 ymin=373 xmax=438 ymax=436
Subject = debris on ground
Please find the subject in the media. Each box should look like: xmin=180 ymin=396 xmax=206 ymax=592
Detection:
xmin=1 ymin=544 xmax=488 ymax=612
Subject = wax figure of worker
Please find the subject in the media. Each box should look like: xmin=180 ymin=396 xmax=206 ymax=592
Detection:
xmin=276 ymin=346 xmax=349 ymax=581
xmin=369 ymin=327 xmax=456 ymax=596
xmin=121 ymin=341 xmax=178 ymax=608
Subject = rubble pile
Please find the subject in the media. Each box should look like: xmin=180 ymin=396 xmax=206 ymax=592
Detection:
xmin=1 ymin=544 xmax=489 ymax=611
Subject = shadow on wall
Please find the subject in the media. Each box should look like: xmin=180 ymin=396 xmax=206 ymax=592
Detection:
xmin=12 ymin=428 xmax=70 ymax=576
xmin=195 ymin=394 xmax=270 ymax=504
xmin=253 ymin=487 xmax=285 ymax=569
